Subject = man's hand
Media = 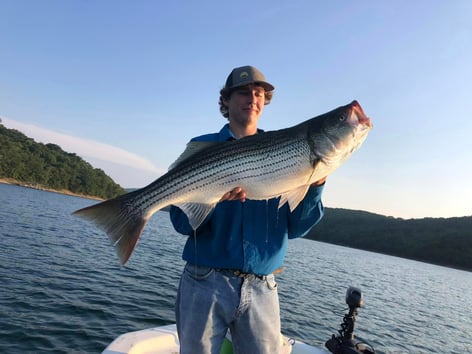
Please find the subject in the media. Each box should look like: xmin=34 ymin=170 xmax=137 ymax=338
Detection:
xmin=220 ymin=187 xmax=246 ymax=202
xmin=220 ymin=178 xmax=325 ymax=203
xmin=311 ymin=176 xmax=327 ymax=187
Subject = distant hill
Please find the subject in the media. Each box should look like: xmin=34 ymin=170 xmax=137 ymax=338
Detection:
xmin=0 ymin=121 xmax=125 ymax=199
xmin=307 ymin=208 xmax=472 ymax=271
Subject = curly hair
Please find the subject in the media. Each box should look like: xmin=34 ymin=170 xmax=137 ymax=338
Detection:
xmin=218 ymin=85 xmax=274 ymax=119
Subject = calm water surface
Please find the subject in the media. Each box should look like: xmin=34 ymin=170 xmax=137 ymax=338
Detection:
xmin=1 ymin=183 xmax=471 ymax=353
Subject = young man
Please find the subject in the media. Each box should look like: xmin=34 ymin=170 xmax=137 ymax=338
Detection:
xmin=170 ymin=65 xmax=326 ymax=354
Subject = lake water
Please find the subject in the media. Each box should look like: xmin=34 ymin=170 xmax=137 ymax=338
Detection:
xmin=1 ymin=183 xmax=471 ymax=354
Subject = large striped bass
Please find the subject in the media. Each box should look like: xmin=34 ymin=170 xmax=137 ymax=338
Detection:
xmin=73 ymin=100 xmax=372 ymax=265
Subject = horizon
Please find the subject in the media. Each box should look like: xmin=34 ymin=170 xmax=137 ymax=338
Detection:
xmin=1 ymin=1 xmax=471 ymax=219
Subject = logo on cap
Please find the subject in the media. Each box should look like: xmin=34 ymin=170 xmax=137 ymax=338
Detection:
xmin=240 ymin=71 xmax=249 ymax=79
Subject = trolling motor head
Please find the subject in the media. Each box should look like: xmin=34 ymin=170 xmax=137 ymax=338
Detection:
xmin=325 ymin=286 xmax=375 ymax=354
xmin=346 ymin=286 xmax=364 ymax=310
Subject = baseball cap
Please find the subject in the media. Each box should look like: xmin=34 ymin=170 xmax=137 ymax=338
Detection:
xmin=224 ymin=66 xmax=275 ymax=92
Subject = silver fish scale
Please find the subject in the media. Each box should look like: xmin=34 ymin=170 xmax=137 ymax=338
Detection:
xmin=134 ymin=128 xmax=314 ymax=212
xmin=225 ymin=137 xmax=312 ymax=183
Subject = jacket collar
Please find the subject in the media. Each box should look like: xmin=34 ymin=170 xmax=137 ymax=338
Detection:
xmin=218 ymin=123 xmax=265 ymax=141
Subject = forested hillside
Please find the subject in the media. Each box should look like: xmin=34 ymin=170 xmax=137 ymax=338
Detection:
xmin=0 ymin=122 xmax=125 ymax=199
xmin=308 ymin=208 xmax=472 ymax=271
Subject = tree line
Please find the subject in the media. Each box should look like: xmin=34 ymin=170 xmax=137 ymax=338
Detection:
xmin=307 ymin=208 xmax=472 ymax=272
xmin=0 ymin=122 xmax=125 ymax=199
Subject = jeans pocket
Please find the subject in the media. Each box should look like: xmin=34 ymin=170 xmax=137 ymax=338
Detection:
xmin=265 ymin=274 xmax=278 ymax=290
xmin=184 ymin=263 xmax=214 ymax=280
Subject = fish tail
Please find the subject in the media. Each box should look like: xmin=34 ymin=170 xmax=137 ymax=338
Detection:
xmin=73 ymin=197 xmax=148 ymax=266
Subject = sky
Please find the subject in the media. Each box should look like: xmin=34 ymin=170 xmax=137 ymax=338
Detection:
xmin=1 ymin=1 xmax=471 ymax=219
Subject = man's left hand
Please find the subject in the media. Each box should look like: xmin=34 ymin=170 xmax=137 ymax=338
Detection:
xmin=311 ymin=177 xmax=327 ymax=187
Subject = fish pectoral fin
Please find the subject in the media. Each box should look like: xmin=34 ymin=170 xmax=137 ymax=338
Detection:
xmin=168 ymin=141 xmax=221 ymax=170
xmin=278 ymin=185 xmax=310 ymax=212
xmin=175 ymin=202 xmax=216 ymax=230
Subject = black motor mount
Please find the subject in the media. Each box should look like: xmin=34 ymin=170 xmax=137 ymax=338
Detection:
xmin=325 ymin=286 xmax=375 ymax=354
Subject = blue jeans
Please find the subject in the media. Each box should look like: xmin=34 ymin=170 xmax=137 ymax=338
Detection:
xmin=176 ymin=262 xmax=281 ymax=354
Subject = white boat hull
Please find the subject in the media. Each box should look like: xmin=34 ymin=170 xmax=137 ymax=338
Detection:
xmin=102 ymin=324 xmax=328 ymax=354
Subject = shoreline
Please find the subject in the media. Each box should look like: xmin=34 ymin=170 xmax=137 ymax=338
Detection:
xmin=0 ymin=178 xmax=104 ymax=201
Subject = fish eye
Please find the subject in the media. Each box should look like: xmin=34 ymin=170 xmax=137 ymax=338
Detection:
xmin=339 ymin=113 xmax=347 ymax=122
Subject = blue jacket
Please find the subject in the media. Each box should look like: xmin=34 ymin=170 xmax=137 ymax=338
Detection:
xmin=169 ymin=124 xmax=325 ymax=275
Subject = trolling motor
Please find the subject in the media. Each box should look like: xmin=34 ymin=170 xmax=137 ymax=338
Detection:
xmin=325 ymin=286 xmax=375 ymax=354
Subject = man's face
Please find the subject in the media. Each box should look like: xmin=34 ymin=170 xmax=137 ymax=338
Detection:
xmin=226 ymin=84 xmax=266 ymax=127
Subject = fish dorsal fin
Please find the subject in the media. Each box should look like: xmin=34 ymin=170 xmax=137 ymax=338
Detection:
xmin=278 ymin=185 xmax=310 ymax=212
xmin=175 ymin=202 xmax=216 ymax=230
xmin=169 ymin=141 xmax=221 ymax=170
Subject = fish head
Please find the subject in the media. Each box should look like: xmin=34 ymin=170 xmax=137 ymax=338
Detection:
xmin=309 ymin=100 xmax=372 ymax=169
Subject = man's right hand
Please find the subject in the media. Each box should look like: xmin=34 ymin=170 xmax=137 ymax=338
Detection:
xmin=220 ymin=187 xmax=246 ymax=203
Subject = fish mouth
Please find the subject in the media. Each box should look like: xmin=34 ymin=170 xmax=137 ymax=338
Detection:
xmin=351 ymin=101 xmax=373 ymax=128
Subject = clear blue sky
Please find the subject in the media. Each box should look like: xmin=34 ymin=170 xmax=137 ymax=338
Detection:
xmin=1 ymin=1 xmax=471 ymax=219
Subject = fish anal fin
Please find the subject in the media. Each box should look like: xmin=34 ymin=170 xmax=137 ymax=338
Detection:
xmin=278 ymin=185 xmax=310 ymax=212
xmin=169 ymin=141 xmax=221 ymax=170
xmin=175 ymin=202 xmax=216 ymax=230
